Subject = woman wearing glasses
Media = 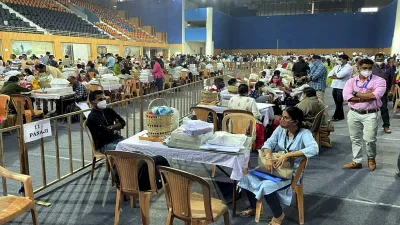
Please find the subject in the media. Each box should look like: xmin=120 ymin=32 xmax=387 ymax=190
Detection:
xmin=239 ymin=107 xmax=318 ymax=225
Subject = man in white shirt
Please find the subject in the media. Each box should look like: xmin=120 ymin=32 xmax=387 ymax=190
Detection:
xmin=328 ymin=54 xmax=352 ymax=121
xmin=205 ymin=62 xmax=215 ymax=73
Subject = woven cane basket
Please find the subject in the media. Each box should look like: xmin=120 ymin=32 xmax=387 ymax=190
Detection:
xmin=145 ymin=98 xmax=173 ymax=137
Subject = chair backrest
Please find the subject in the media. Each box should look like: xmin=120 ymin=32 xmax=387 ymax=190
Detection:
xmin=88 ymin=84 xmax=103 ymax=91
xmin=106 ymin=151 xmax=157 ymax=194
xmin=10 ymin=94 xmax=32 ymax=115
xmin=291 ymin=157 xmax=308 ymax=189
xmin=310 ymin=107 xmax=328 ymax=132
xmin=124 ymin=79 xmax=133 ymax=95
xmin=88 ymin=72 xmax=95 ymax=80
xmin=222 ymin=113 xmax=256 ymax=136
xmin=0 ymin=94 xmax=10 ymax=119
xmin=190 ymin=106 xmax=218 ymax=132
xmin=223 ymin=109 xmax=253 ymax=117
xmin=181 ymin=71 xmax=187 ymax=81
xmin=158 ymin=166 xmax=214 ymax=221
xmin=396 ymin=86 xmax=400 ymax=99
xmin=83 ymin=121 xmax=98 ymax=154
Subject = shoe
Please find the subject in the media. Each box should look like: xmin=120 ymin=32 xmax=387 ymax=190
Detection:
xmin=396 ymin=169 xmax=400 ymax=177
xmin=343 ymin=161 xmax=362 ymax=169
xmin=239 ymin=208 xmax=256 ymax=218
xmin=384 ymin=127 xmax=392 ymax=134
xmin=368 ymin=158 xmax=376 ymax=171
xmin=268 ymin=213 xmax=285 ymax=225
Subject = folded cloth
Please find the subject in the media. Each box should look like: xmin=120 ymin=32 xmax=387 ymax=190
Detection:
xmin=248 ymin=169 xmax=282 ymax=183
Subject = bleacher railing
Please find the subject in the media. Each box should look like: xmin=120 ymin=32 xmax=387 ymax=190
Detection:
xmin=0 ymin=73 xmax=232 ymax=196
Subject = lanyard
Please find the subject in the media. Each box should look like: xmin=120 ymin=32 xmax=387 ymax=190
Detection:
xmin=356 ymin=76 xmax=372 ymax=89
xmin=336 ymin=65 xmax=344 ymax=73
xmin=284 ymin=131 xmax=298 ymax=153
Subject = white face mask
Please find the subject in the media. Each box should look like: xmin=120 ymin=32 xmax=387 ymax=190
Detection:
xmin=97 ymin=100 xmax=107 ymax=109
xmin=360 ymin=70 xmax=372 ymax=78
xmin=376 ymin=62 xmax=383 ymax=66
xmin=337 ymin=61 xmax=343 ymax=65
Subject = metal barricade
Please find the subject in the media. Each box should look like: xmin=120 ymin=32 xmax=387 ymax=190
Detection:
xmin=0 ymin=74 xmax=232 ymax=195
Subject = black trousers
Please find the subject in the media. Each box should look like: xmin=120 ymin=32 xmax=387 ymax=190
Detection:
xmin=380 ymin=93 xmax=390 ymax=128
xmin=245 ymin=190 xmax=283 ymax=218
xmin=332 ymin=88 xmax=344 ymax=120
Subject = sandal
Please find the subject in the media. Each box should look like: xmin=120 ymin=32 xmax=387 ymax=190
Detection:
xmin=239 ymin=208 xmax=256 ymax=218
xmin=268 ymin=213 xmax=285 ymax=225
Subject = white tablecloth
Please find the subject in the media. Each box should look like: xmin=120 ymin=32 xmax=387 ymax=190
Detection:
xmin=102 ymin=84 xmax=122 ymax=91
xmin=116 ymin=130 xmax=251 ymax=181
xmin=31 ymin=92 xmax=75 ymax=100
xmin=271 ymin=89 xmax=285 ymax=101
xmin=197 ymin=103 xmax=275 ymax=127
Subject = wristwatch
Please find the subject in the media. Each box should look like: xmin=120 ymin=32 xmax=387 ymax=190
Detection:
xmin=352 ymin=91 xmax=358 ymax=97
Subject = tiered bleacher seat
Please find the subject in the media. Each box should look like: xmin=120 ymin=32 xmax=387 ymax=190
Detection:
xmin=59 ymin=0 xmax=161 ymax=43
xmin=94 ymin=22 xmax=127 ymax=41
xmin=0 ymin=7 xmax=42 ymax=33
xmin=3 ymin=0 xmax=106 ymax=37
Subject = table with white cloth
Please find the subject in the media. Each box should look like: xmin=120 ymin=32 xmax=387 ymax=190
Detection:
xmin=197 ymin=103 xmax=275 ymax=127
xmin=116 ymin=130 xmax=252 ymax=216
xmin=271 ymin=89 xmax=285 ymax=101
xmin=101 ymin=83 xmax=122 ymax=91
xmin=31 ymin=91 xmax=75 ymax=114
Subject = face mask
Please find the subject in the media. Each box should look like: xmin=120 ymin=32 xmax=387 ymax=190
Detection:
xmin=376 ymin=62 xmax=383 ymax=66
xmin=218 ymin=83 xmax=225 ymax=89
xmin=337 ymin=61 xmax=343 ymax=65
xmin=360 ymin=70 xmax=372 ymax=78
xmin=273 ymin=78 xmax=280 ymax=83
xmin=97 ymin=100 xmax=107 ymax=109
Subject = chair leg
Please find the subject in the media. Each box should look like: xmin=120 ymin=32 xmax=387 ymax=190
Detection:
xmin=114 ymin=189 xmax=122 ymax=225
xmin=106 ymin=159 xmax=111 ymax=172
xmin=393 ymin=100 xmax=399 ymax=113
xmin=90 ymin=157 xmax=96 ymax=180
xmin=166 ymin=208 xmax=174 ymax=225
xmin=130 ymin=196 xmax=136 ymax=208
xmin=296 ymin=186 xmax=304 ymax=225
xmin=30 ymin=206 xmax=38 ymax=225
xmin=255 ymin=200 xmax=262 ymax=223
xmin=223 ymin=210 xmax=230 ymax=225
xmin=211 ymin=165 xmax=217 ymax=177
xmin=139 ymin=192 xmax=152 ymax=225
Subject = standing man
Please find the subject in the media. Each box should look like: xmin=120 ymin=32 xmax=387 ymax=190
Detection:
xmin=328 ymin=54 xmax=352 ymax=121
xmin=342 ymin=59 xmax=386 ymax=170
xmin=106 ymin=53 xmax=115 ymax=74
xmin=308 ymin=55 xmax=327 ymax=102
xmin=373 ymin=53 xmax=394 ymax=134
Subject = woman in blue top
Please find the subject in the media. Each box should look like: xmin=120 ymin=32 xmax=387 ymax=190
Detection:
xmin=239 ymin=107 xmax=318 ymax=225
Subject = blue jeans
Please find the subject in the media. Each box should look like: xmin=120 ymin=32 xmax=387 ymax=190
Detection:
xmin=155 ymin=78 xmax=163 ymax=92
xmin=100 ymin=137 xmax=125 ymax=153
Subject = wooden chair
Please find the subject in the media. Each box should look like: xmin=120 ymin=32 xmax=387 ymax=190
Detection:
xmin=190 ymin=106 xmax=218 ymax=132
xmin=10 ymin=95 xmax=43 ymax=124
xmin=163 ymin=74 xmax=173 ymax=90
xmin=392 ymin=86 xmax=400 ymax=113
xmin=83 ymin=121 xmax=111 ymax=180
xmin=132 ymin=79 xmax=141 ymax=97
xmin=310 ymin=107 xmax=327 ymax=152
xmin=105 ymin=151 xmax=161 ymax=225
xmin=121 ymin=79 xmax=134 ymax=105
xmin=88 ymin=72 xmax=95 ymax=80
xmin=202 ymin=69 xmax=210 ymax=79
xmin=0 ymin=95 xmax=10 ymax=125
xmin=157 ymin=166 xmax=230 ymax=225
xmin=223 ymin=109 xmax=253 ymax=118
xmin=181 ymin=71 xmax=188 ymax=85
xmin=0 ymin=166 xmax=38 ymax=225
xmin=255 ymin=157 xmax=308 ymax=224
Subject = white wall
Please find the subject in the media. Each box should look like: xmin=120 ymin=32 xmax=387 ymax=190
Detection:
xmin=391 ymin=0 xmax=400 ymax=54
xmin=206 ymin=7 xmax=213 ymax=56
xmin=184 ymin=42 xmax=206 ymax=55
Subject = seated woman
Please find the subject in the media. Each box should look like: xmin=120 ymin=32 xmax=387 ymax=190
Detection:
xmin=239 ymin=107 xmax=318 ymax=225
xmin=269 ymin=72 xmax=285 ymax=88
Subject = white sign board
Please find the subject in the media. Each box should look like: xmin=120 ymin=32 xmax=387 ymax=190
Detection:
xmin=23 ymin=119 xmax=52 ymax=143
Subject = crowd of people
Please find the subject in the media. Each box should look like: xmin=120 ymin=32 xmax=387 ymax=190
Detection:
xmin=1 ymin=50 xmax=400 ymax=225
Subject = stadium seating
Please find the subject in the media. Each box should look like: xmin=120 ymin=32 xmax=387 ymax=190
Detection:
xmin=59 ymin=0 xmax=161 ymax=43
xmin=5 ymin=3 xmax=104 ymax=36
xmin=2 ymin=0 xmax=66 ymax=12
xmin=94 ymin=22 xmax=128 ymax=41
xmin=0 ymin=7 xmax=43 ymax=33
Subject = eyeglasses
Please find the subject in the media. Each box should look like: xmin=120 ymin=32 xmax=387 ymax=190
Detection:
xmin=281 ymin=116 xmax=293 ymax=121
